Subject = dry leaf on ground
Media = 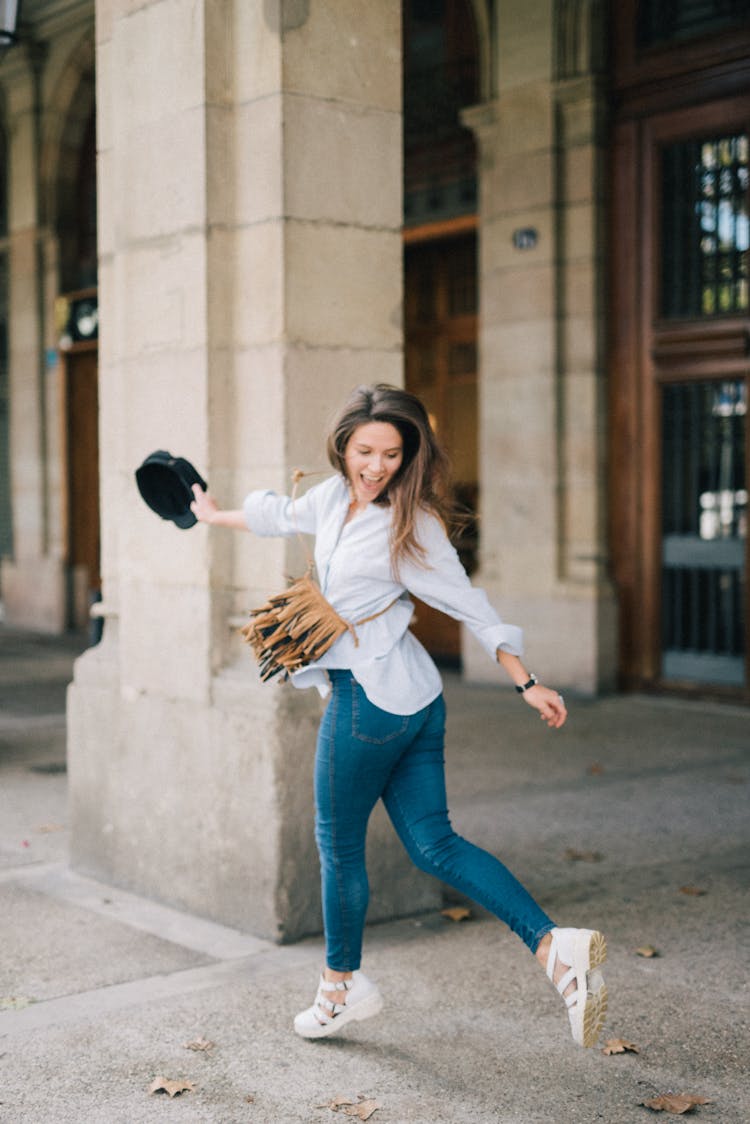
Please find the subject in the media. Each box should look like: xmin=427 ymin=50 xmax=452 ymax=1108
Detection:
xmin=441 ymin=906 xmax=472 ymax=922
xmin=636 ymin=945 xmax=659 ymax=958
xmin=183 ymin=1037 xmax=214 ymax=1052
xmin=35 ymin=823 xmax=65 ymax=833
xmin=148 ymin=1076 xmax=196 ymax=1098
xmin=602 ymin=1038 xmax=640 ymax=1055
xmin=0 ymin=996 xmax=33 ymax=1010
xmin=641 ymin=1093 xmax=711 ymax=1114
xmin=679 ymin=885 xmax=707 ymax=896
xmin=564 ymin=847 xmax=603 ymax=863
xmin=586 ymin=763 xmax=605 ymax=775
xmin=318 ymin=1094 xmax=382 ymax=1120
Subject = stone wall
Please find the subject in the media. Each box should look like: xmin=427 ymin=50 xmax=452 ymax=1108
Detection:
xmin=462 ymin=0 xmax=616 ymax=694
xmin=67 ymin=0 xmax=439 ymax=940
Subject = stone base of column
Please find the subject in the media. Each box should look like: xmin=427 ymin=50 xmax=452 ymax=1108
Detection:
xmin=68 ymin=628 xmax=440 ymax=943
xmin=462 ymin=585 xmax=619 ymax=696
xmin=1 ymin=556 xmax=67 ymax=632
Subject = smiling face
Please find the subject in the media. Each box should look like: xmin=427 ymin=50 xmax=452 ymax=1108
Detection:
xmin=344 ymin=421 xmax=404 ymax=507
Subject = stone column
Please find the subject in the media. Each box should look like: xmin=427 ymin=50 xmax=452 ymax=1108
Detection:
xmin=462 ymin=0 xmax=616 ymax=694
xmin=68 ymin=0 xmax=439 ymax=941
xmin=1 ymin=45 xmax=67 ymax=631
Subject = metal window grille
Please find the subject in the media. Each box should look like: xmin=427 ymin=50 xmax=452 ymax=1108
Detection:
xmin=661 ymin=379 xmax=747 ymax=685
xmin=662 ymin=133 xmax=749 ymax=319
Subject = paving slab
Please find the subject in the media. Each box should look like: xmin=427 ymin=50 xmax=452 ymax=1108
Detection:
xmin=0 ymin=627 xmax=747 ymax=1124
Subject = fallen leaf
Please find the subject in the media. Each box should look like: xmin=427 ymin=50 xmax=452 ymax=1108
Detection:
xmin=148 ymin=1076 xmax=195 ymax=1098
xmin=318 ymin=1094 xmax=382 ymax=1120
xmin=35 ymin=823 xmax=65 ymax=833
xmin=641 ymin=1093 xmax=711 ymax=1114
xmin=564 ymin=847 xmax=603 ymax=863
xmin=636 ymin=945 xmax=659 ymax=958
xmin=602 ymin=1038 xmax=640 ymax=1055
xmin=245 ymin=1093 xmax=255 ymax=1103
xmin=0 ymin=996 xmax=33 ymax=1011
xmin=183 ymin=1037 xmax=214 ymax=1052
xmin=587 ymin=763 xmax=605 ymax=775
xmin=679 ymin=886 xmax=707 ymax=896
xmin=441 ymin=906 xmax=471 ymax=922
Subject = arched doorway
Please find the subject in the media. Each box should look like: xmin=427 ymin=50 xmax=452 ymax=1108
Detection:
xmin=0 ymin=112 xmax=11 ymax=571
xmin=45 ymin=38 xmax=99 ymax=631
xmin=403 ymin=0 xmax=483 ymax=664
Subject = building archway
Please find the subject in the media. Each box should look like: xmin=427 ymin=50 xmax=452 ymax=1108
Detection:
xmin=403 ymin=0 xmax=484 ymax=663
xmin=0 ymin=105 xmax=11 ymax=570
xmin=42 ymin=31 xmax=99 ymax=631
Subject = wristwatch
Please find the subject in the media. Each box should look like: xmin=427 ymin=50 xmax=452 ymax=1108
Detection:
xmin=515 ymin=674 xmax=538 ymax=694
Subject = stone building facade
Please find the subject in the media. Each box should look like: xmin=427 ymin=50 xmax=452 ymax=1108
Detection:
xmin=1 ymin=1 xmax=747 ymax=938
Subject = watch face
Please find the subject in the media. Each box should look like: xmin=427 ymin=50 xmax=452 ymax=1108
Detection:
xmin=72 ymin=298 xmax=98 ymax=341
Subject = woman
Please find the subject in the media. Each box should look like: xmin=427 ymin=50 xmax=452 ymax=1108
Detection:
xmin=190 ymin=383 xmax=607 ymax=1048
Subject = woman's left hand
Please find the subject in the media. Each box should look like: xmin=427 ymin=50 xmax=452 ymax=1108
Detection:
xmin=522 ymin=684 xmax=567 ymax=729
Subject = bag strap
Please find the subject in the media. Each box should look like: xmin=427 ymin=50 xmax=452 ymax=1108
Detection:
xmin=289 ymin=468 xmax=325 ymax=575
xmin=289 ymin=469 xmax=401 ymax=635
xmin=353 ymin=596 xmax=402 ymax=628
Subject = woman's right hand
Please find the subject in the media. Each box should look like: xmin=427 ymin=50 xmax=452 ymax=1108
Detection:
xmin=190 ymin=483 xmax=219 ymax=524
xmin=190 ymin=486 xmax=249 ymax=530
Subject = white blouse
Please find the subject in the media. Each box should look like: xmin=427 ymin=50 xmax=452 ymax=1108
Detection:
xmin=243 ymin=473 xmax=523 ymax=715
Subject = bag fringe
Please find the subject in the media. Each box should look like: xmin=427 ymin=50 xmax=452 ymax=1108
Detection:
xmin=240 ymin=573 xmax=355 ymax=682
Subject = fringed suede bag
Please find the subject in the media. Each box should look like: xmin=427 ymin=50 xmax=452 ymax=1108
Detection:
xmin=240 ymin=471 xmax=397 ymax=682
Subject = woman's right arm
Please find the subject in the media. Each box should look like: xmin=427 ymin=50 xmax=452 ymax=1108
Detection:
xmin=191 ymin=477 xmax=327 ymax=534
xmin=190 ymin=485 xmax=248 ymax=530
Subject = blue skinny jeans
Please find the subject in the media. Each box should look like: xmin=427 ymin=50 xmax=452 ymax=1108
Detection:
xmin=314 ymin=671 xmax=555 ymax=971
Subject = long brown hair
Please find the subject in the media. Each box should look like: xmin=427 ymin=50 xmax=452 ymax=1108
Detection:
xmin=326 ymin=384 xmax=455 ymax=568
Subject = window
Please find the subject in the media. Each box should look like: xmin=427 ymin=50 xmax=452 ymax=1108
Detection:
xmin=661 ymin=133 xmax=749 ymax=318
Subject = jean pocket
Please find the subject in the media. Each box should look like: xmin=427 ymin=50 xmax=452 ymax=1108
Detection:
xmin=351 ymin=681 xmax=410 ymax=744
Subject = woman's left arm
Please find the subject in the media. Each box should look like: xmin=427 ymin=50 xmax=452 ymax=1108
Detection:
xmin=495 ymin=649 xmax=567 ymax=729
xmin=402 ymin=511 xmax=567 ymax=729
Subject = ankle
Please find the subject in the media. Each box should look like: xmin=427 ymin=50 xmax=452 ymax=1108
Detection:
xmin=535 ymin=932 xmax=552 ymax=970
xmin=323 ymin=968 xmax=353 ymax=986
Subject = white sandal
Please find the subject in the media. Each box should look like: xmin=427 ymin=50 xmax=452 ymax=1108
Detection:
xmin=293 ymin=970 xmax=383 ymax=1039
xmin=546 ymin=927 xmax=607 ymax=1047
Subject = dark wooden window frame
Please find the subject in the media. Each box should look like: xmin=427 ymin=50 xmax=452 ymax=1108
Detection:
xmin=610 ymin=93 xmax=750 ymax=699
xmin=613 ymin=0 xmax=750 ymax=113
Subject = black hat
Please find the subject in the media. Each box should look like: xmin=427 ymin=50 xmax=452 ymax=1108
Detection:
xmin=135 ymin=450 xmax=207 ymax=530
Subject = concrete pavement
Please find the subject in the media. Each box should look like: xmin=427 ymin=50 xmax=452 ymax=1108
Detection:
xmin=0 ymin=626 xmax=748 ymax=1123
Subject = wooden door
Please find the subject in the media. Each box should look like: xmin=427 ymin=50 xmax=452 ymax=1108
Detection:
xmin=65 ymin=348 xmax=100 ymax=628
xmin=611 ymin=96 xmax=749 ymax=695
xmin=404 ymin=231 xmax=479 ymax=664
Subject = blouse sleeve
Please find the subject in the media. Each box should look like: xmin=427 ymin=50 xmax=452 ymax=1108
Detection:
xmin=242 ymin=483 xmax=319 ymax=537
xmin=400 ymin=510 xmax=524 ymax=660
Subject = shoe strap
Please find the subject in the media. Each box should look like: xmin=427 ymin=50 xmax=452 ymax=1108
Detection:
xmin=315 ymin=995 xmax=347 ymax=1018
xmin=555 ymin=966 xmax=577 ymax=998
xmin=318 ymin=975 xmax=352 ymax=992
xmin=311 ymin=1002 xmax=334 ymax=1023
